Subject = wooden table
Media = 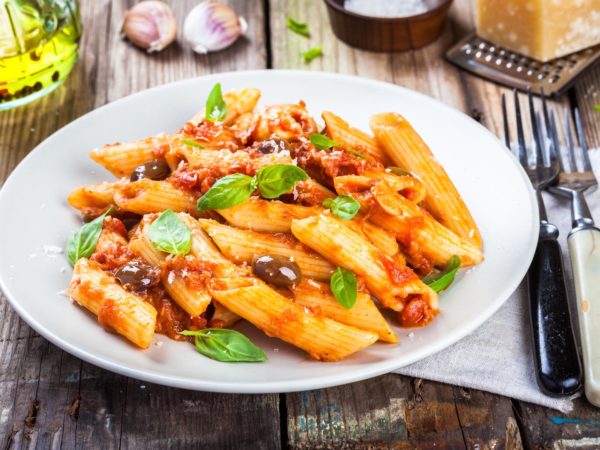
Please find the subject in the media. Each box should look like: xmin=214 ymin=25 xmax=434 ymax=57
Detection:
xmin=2 ymin=1 xmax=600 ymax=448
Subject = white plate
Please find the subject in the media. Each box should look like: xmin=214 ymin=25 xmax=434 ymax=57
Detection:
xmin=0 ymin=71 xmax=538 ymax=393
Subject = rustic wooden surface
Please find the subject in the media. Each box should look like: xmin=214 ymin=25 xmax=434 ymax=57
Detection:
xmin=1 ymin=0 xmax=600 ymax=448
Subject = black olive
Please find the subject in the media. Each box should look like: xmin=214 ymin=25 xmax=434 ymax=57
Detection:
xmin=115 ymin=261 xmax=159 ymax=291
xmin=258 ymin=138 xmax=289 ymax=154
xmin=252 ymin=254 xmax=302 ymax=288
xmin=130 ymin=160 xmax=171 ymax=182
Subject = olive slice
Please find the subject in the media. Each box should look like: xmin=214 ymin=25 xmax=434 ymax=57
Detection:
xmin=115 ymin=261 xmax=159 ymax=291
xmin=130 ymin=160 xmax=171 ymax=182
xmin=252 ymin=254 xmax=302 ymax=288
xmin=257 ymin=138 xmax=289 ymax=154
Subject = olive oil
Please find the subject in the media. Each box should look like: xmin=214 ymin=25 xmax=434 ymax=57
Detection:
xmin=0 ymin=0 xmax=81 ymax=110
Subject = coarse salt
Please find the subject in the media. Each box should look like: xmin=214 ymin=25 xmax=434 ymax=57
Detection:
xmin=344 ymin=0 xmax=428 ymax=18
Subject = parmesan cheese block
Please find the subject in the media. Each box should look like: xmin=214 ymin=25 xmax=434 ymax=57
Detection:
xmin=477 ymin=0 xmax=600 ymax=62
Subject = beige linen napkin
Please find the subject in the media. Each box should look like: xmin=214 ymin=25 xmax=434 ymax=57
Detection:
xmin=395 ymin=148 xmax=600 ymax=413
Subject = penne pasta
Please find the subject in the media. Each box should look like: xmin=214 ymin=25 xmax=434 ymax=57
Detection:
xmin=190 ymin=87 xmax=261 ymax=126
xmin=292 ymin=280 xmax=397 ymax=343
xmin=335 ymin=175 xmax=483 ymax=269
xmin=114 ymin=179 xmax=198 ymax=216
xmin=68 ymin=180 xmax=124 ymax=217
xmin=209 ymin=277 xmax=378 ymax=361
xmin=199 ymin=219 xmax=335 ymax=281
xmin=64 ymin=86 xmax=486 ymax=360
xmin=129 ymin=215 xmax=213 ymax=317
xmin=322 ymin=111 xmax=390 ymax=163
xmin=68 ymin=258 xmax=157 ymax=349
xmin=90 ymin=135 xmax=170 ymax=178
xmin=209 ymin=301 xmax=241 ymax=328
xmin=363 ymin=170 xmax=426 ymax=204
xmin=217 ymin=198 xmax=322 ymax=233
xmin=290 ymin=214 xmax=438 ymax=324
xmin=370 ymin=113 xmax=482 ymax=248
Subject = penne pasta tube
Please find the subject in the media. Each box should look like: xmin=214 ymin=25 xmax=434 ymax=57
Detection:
xmin=370 ymin=113 xmax=482 ymax=248
xmin=290 ymin=214 xmax=438 ymax=324
xmin=335 ymin=176 xmax=483 ymax=268
xmin=209 ymin=277 xmax=378 ymax=361
xmin=292 ymin=280 xmax=397 ymax=343
xmin=190 ymin=87 xmax=261 ymax=126
xmin=199 ymin=219 xmax=335 ymax=281
xmin=217 ymin=198 xmax=322 ymax=233
xmin=68 ymin=258 xmax=157 ymax=349
xmin=363 ymin=170 xmax=426 ymax=204
xmin=209 ymin=301 xmax=241 ymax=328
xmin=166 ymin=145 xmax=292 ymax=173
xmin=129 ymin=215 xmax=212 ymax=317
xmin=68 ymin=180 xmax=125 ymax=217
xmin=114 ymin=179 xmax=198 ymax=216
xmin=322 ymin=111 xmax=391 ymax=164
xmin=90 ymin=135 xmax=171 ymax=178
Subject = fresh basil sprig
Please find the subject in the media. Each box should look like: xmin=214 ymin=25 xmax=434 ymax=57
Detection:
xmin=197 ymin=164 xmax=308 ymax=211
xmin=184 ymin=140 xmax=204 ymax=148
xmin=255 ymin=164 xmax=308 ymax=199
xmin=330 ymin=267 xmax=357 ymax=309
xmin=301 ymin=46 xmax=322 ymax=63
xmin=323 ymin=195 xmax=360 ymax=220
xmin=286 ymin=17 xmax=310 ymax=37
xmin=197 ymin=174 xmax=257 ymax=211
xmin=66 ymin=207 xmax=113 ymax=266
xmin=148 ymin=209 xmax=192 ymax=256
xmin=309 ymin=133 xmax=339 ymax=150
xmin=422 ymin=255 xmax=461 ymax=293
xmin=181 ymin=328 xmax=267 ymax=362
xmin=205 ymin=83 xmax=227 ymax=122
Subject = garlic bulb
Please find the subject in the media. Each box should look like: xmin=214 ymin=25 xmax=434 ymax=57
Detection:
xmin=122 ymin=1 xmax=177 ymax=53
xmin=183 ymin=1 xmax=247 ymax=54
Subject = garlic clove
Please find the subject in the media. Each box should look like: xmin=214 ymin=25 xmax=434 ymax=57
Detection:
xmin=122 ymin=1 xmax=177 ymax=53
xmin=183 ymin=1 xmax=246 ymax=54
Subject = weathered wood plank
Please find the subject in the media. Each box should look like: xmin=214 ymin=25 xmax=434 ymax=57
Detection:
xmin=0 ymin=1 xmax=278 ymax=449
xmin=120 ymin=381 xmax=280 ymax=450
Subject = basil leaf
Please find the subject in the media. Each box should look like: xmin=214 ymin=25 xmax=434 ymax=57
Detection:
xmin=66 ymin=207 xmax=113 ymax=266
xmin=323 ymin=195 xmax=360 ymax=220
xmin=330 ymin=267 xmax=357 ymax=309
xmin=205 ymin=83 xmax=227 ymax=122
xmin=184 ymin=140 xmax=204 ymax=148
xmin=197 ymin=174 xmax=256 ymax=211
xmin=387 ymin=167 xmax=411 ymax=177
xmin=286 ymin=17 xmax=310 ymax=37
xmin=309 ymin=133 xmax=339 ymax=150
xmin=255 ymin=164 xmax=308 ymax=199
xmin=422 ymin=255 xmax=461 ymax=293
xmin=346 ymin=148 xmax=367 ymax=159
xmin=181 ymin=328 xmax=267 ymax=362
xmin=147 ymin=209 xmax=192 ymax=256
xmin=301 ymin=46 xmax=322 ymax=63
xmin=594 ymin=105 xmax=600 ymax=112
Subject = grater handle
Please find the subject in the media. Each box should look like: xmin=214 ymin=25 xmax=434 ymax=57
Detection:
xmin=568 ymin=227 xmax=600 ymax=406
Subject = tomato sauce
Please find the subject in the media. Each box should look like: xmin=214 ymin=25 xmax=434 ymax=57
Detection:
xmin=379 ymin=256 xmax=417 ymax=285
xmin=398 ymin=297 xmax=437 ymax=328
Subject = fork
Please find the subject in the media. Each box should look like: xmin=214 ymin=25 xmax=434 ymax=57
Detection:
xmin=501 ymin=90 xmax=582 ymax=396
xmin=546 ymin=105 xmax=600 ymax=406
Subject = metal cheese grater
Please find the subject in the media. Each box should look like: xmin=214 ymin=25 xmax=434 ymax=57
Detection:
xmin=445 ymin=34 xmax=600 ymax=96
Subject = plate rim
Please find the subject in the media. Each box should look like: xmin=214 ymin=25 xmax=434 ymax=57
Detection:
xmin=0 ymin=69 xmax=539 ymax=393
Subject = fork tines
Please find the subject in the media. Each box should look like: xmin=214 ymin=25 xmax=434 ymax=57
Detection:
xmin=501 ymin=88 xmax=558 ymax=188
